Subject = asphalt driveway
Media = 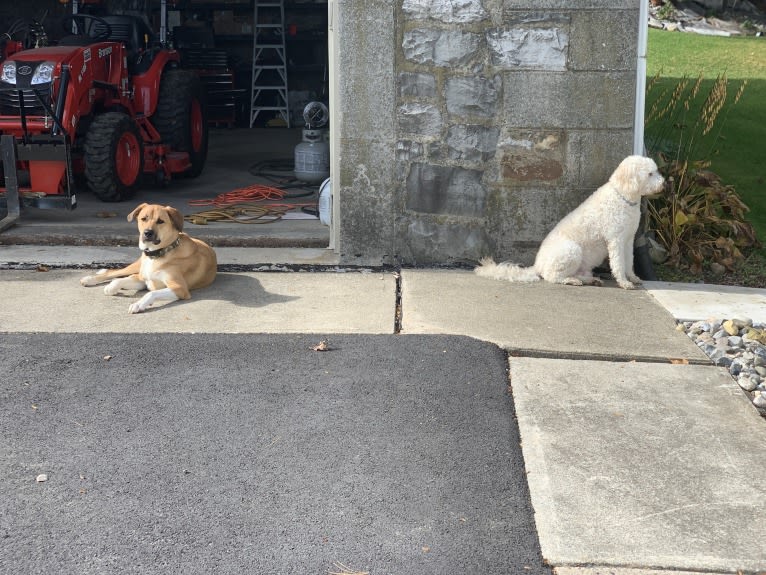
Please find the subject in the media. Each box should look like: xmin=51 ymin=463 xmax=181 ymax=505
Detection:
xmin=0 ymin=333 xmax=550 ymax=575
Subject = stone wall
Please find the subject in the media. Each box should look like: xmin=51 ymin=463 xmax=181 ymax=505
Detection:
xmin=337 ymin=0 xmax=640 ymax=266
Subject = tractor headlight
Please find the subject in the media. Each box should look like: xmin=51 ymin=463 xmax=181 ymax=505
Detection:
xmin=31 ymin=61 xmax=55 ymax=85
xmin=1 ymin=62 xmax=16 ymax=85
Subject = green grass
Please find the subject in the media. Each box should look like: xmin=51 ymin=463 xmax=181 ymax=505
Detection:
xmin=647 ymin=28 xmax=766 ymax=77
xmin=647 ymin=28 xmax=766 ymax=241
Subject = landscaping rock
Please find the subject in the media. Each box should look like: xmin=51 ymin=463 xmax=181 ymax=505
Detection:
xmin=681 ymin=318 xmax=766 ymax=413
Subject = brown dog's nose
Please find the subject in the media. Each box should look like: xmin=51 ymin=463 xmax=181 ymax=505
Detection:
xmin=143 ymin=229 xmax=155 ymax=240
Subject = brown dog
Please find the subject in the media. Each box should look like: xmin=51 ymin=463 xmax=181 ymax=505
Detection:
xmin=80 ymin=203 xmax=217 ymax=313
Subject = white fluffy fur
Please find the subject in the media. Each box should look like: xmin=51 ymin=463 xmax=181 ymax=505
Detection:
xmin=475 ymin=155 xmax=665 ymax=290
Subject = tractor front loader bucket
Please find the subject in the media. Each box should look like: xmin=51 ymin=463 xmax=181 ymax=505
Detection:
xmin=0 ymin=134 xmax=76 ymax=232
xmin=0 ymin=135 xmax=20 ymax=232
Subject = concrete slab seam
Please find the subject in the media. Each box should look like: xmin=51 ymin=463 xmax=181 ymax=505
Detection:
xmin=506 ymin=347 xmax=712 ymax=366
xmin=552 ymin=564 xmax=749 ymax=575
xmin=394 ymin=270 xmax=403 ymax=334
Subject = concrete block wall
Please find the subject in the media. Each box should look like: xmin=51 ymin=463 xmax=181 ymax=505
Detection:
xmin=335 ymin=0 xmax=640 ymax=266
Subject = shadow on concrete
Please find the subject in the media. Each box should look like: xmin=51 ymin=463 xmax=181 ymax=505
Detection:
xmin=197 ymin=272 xmax=300 ymax=309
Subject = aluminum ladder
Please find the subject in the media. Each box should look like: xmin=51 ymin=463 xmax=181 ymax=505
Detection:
xmin=250 ymin=0 xmax=290 ymax=127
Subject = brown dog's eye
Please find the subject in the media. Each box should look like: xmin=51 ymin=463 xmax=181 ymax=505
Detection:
xmin=157 ymin=219 xmax=165 ymax=225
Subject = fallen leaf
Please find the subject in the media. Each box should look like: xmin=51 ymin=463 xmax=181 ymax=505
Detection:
xmin=669 ymin=358 xmax=689 ymax=365
xmin=36 ymin=265 xmax=49 ymax=272
xmin=312 ymin=340 xmax=330 ymax=352
xmin=95 ymin=211 xmax=117 ymax=219
xmin=103 ymin=355 xmax=112 ymax=361
xmin=36 ymin=474 xmax=47 ymax=483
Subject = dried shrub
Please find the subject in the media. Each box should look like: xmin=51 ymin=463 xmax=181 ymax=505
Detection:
xmin=647 ymin=158 xmax=759 ymax=274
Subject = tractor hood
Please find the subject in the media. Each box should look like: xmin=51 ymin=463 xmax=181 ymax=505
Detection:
xmin=1 ymin=43 xmax=121 ymax=91
xmin=5 ymin=45 xmax=88 ymax=64
xmin=0 ymin=47 xmax=77 ymax=89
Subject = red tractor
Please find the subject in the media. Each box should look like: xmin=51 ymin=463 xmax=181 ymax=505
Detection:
xmin=0 ymin=12 xmax=208 ymax=230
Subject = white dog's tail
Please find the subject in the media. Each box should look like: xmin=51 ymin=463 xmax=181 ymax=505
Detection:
xmin=474 ymin=257 xmax=541 ymax=283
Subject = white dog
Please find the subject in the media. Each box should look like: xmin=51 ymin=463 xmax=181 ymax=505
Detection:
xmin=475 ymin=155 xmax=664 ymax=289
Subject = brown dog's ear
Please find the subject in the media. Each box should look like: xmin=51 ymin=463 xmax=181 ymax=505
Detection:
xmin=165 ymin=206 xmax=185 ymax=231
xmin=127 ymin=203 xmax=148 ymax=222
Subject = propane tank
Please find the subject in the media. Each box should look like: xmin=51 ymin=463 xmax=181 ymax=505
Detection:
xmin=318 ymin=177 xmax=331 ymax=226
xmin=294 ymin=102 xmax=330 ymax=184
xmin=294 ymin=129 xmax=330 ymax=183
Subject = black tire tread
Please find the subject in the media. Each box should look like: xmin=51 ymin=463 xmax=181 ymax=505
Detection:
xmin=153 ymin=69 xmax=208 ymax=178
xmin=83 ymin=112 xmax=144 ymax=202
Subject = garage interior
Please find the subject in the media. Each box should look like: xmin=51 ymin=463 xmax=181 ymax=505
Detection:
xmin=0 ymin=0 xmax=332 ymax=252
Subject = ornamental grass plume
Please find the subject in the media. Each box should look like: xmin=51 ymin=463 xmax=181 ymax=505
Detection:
xmin=644 ymin=73 xmax=757 ymax=274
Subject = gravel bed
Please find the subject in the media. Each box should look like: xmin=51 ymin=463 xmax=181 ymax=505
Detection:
xmin=679 ymin=318 xmax=766 ymax=414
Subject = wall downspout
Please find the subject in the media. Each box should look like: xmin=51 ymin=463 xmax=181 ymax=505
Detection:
xmin=634 ymin=0 xmax=649 ymax=155
xmin=633 ymin=0 xmax=658 ymax=280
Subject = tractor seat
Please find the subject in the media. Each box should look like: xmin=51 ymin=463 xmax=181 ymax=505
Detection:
xmin=99 ymin=16 xmax=156 ymax=74
xmin=100 ymin=16 xmax=154 ymax=53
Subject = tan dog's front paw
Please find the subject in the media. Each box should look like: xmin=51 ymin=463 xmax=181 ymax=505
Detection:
xmin=128 ymin=301 xmax=145 ymax=314
xmin=104 ymin=281 xmax=122 ymax=296
xmin=80 ymin=269 xmax=108 ymax=286
xmin=128 ymin=291 xmax=157 ymax=314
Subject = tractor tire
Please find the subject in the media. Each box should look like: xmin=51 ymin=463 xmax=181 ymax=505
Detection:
xmin=84 ymin=112 xmax=144 ymax=202
xmin=154 ymin=69 xmax=208 ymax=178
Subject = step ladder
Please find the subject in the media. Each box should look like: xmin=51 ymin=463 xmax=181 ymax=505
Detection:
xmin=250 ymin=0 xmax=290 ymax=127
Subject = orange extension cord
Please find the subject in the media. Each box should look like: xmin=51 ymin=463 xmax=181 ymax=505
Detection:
xmin=188 ymin=184 xmax=287 ymax=207
xmin=184 ymin=184 xmax=314 ymax=225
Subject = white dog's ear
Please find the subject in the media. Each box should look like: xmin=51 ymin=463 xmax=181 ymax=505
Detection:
xmin=612 ymin=157 xmax=642 ymax=196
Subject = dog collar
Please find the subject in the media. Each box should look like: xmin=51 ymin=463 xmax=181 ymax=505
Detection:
xmin=143 ymin=236 xmax=181 ymax=259
xmin=614 ymin=187 xmax=639 ymax=207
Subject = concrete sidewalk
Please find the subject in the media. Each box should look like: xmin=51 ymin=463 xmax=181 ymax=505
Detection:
xmin=0 ymin=251 xmax=764 ymax=574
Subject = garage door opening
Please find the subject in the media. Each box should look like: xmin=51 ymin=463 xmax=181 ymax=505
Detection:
xmin=0 ymin=0 xmax=338 ymax=258
xmin=167 ymin=0 xmax=336 ymax=252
